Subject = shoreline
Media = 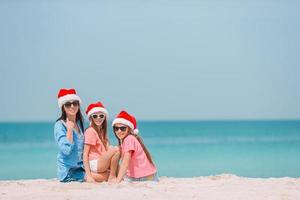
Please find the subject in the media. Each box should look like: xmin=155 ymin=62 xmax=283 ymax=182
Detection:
xmin=1 ymin=174 xmax=300 ymax=200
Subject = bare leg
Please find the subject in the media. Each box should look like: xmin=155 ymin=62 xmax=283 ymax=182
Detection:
xmin=91 ymin=171 xmax=109 ymax=182
xmin=108 ymin=150 xmax=120 ymax=183
xmin=97 ymin=147 xmax=119 ymax=173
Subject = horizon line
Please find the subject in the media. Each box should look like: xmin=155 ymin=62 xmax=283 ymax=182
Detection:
xmin=0 ymin=118 xmax=300 ymax=123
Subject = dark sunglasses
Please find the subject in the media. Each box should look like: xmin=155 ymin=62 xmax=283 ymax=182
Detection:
xmin=113 ymin=126 xmax=128 ymax=132
xmin=92 ymin=114 xmax=105 ymax=119
xmin=64 ymin=101 xmax=79 ymax=108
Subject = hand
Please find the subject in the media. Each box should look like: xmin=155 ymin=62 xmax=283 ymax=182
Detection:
xmin=116 ymin=178 xmax=122 ymax=184
xmin=66 ymin=118 xmax=75 ymax=131
xmin=86 ymin=175 xmax=96 ymax=183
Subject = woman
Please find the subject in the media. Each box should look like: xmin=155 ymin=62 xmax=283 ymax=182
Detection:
xmin=83 ymin=102 xmax=120 ymax=183
xmin=54 ymin=88 xmax=86 ymax=182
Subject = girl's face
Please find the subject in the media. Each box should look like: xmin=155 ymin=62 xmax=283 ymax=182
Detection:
xmin=113 ymin=123 xmax=130 ymax=140
xmin=63 ymin=101 xmax=79 ymax=118
xmin=90 ymin=111 xmax=105 ymax=126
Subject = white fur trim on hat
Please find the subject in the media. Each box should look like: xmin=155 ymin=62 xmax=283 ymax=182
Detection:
xmin=87 ymin=107 xmax=108 ymax=118
xmin=58 ymin=94 xmax=82 ymax=108
xmin=112 ymin=118 xmax=134 ymax=130
xmin=133 ymin=129 xmax=139 ymax=135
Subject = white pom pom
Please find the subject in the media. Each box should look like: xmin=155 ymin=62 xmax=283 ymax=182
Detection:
xmin=133 ymin=129 xmax=139 ymax=135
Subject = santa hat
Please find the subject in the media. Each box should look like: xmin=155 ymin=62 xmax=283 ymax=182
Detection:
xmin=57 ymin=88 xmax=82 ymax=108
xmin=112 ymin=110 xmax=139 ymax=135
xmin=85 ymin=102 xmax=108 ymax=118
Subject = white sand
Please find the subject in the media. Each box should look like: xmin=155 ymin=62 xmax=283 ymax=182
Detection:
xmin=1 ymin=174 xmax=300 ymax=200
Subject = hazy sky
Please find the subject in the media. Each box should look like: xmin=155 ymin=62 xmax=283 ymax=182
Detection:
xmin=0 ymin=0 xmax=299 ymax=121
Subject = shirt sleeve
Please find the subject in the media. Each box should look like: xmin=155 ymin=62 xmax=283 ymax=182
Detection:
xmin=122 ymin=135 xmax=137 ymax=153
xmin=54 ymin=121 xmax=75 ymax=156
xmin=84 ymin=128 xmax=97 ymax=146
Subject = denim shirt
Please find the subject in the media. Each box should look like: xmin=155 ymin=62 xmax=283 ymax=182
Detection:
xmin=54 ymin=120 xmax=84 ymax=181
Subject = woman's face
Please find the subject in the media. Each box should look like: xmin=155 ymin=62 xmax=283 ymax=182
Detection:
xmin=113 ymin=123 xmax=130 ymax=140
xmin=90 ymin=111 xmax=105 ymax=126
xmin=63 ymin=101 xmax=79 ymax=117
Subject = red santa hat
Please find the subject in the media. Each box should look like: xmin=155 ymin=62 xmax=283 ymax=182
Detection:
xmin=85 ymin=102 xmax=108 ymax=118
xmin=57 ymin=88 xmax=82 ymax=108
xmin=112 ymin=110 xmax=139 ymax=135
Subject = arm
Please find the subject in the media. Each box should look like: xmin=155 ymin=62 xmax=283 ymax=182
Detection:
xmin=116 ymin=151 xmax=132 ymax=183
xmin=54 ymin=122 xmax=75 ymax=156
xmin=83 ymin=144 xmax=95 ymax=183
xmin=65 ymin=118 xmax=74 ymax=143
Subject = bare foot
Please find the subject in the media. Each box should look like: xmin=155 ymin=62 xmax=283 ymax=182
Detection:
xmin=108 ymin=176 xmax=117 ymax=184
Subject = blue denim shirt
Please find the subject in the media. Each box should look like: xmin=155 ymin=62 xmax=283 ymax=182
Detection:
xmin=54 ymin=120 xmax=84 ymax=181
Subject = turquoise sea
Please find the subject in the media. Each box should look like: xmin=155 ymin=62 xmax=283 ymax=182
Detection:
xmin=0 ymin=120 xmax=300 ymax=180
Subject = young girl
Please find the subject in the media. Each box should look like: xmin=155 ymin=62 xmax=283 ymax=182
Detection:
xmin=83 ymin=102 xmax=120 ymax=183
xmin=54 ymin=88 xmax=85 ymax=182
xmin=112 ymin=110 xmax=158 ymax=183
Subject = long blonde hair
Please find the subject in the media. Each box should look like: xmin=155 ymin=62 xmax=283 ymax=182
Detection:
xmin=90 ymin=118 xmax=108 ymax=150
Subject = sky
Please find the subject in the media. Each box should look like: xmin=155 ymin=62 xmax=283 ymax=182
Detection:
xmin=0 ymin=0 xmax=299 ymax=121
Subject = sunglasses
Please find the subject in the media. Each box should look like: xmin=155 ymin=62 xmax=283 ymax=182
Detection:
xmin=64 ymin=101 xmax=79 ymax=108
xmin=92 ymin=114 xmax=105 ymax=119
xmin=113 ymin=126 xmax=128 ymax=132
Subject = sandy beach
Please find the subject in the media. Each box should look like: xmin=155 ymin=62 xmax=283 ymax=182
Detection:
xmin=1 ymin=174 xmax=300 ymax=200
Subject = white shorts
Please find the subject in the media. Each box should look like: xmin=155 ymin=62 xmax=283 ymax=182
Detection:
xmin=89 ymin=159 xmax=98 ymax=173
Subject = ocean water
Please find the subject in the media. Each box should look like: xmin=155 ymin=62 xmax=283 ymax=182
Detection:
xmin=0 ymin=120 xmax=300 ymax=180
